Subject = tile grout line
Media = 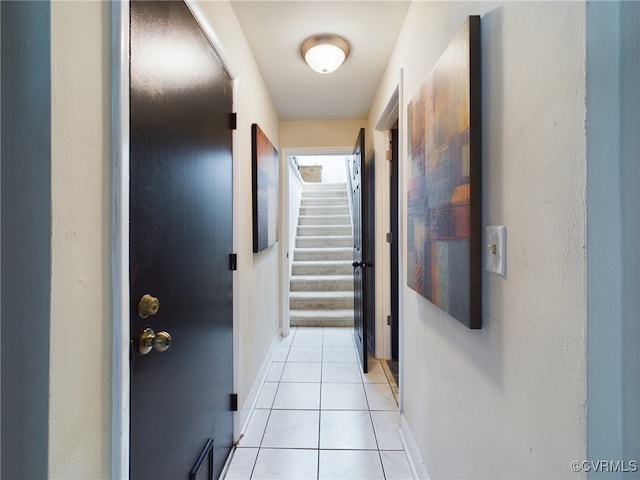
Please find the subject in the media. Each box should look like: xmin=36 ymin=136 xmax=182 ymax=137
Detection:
xmin=317 ymin=327 xmax=325 ymax=479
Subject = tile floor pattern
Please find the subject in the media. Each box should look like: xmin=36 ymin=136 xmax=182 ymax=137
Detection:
xmin=223 ymin=327 xmax=412 ymax=480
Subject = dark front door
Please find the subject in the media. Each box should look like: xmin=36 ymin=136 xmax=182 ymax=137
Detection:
xmin=129 ymin=2 xmax=233 ymax=479
xmin=352 ymin=128 xmax=374 ymax=373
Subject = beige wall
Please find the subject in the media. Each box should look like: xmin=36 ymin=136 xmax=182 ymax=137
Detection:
xmin=50 ymin=2 xmax=112 ymax=478
xmin=280 ymin=119 xmax=367 ymax=151
xmin=370 ymin=2 xmax=588 ymax=477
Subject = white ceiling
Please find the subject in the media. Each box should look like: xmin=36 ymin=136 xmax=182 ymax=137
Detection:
xmin=230 ymin=1 xmax=411 ymax=121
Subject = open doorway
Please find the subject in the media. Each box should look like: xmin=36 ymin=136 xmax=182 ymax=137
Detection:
xmin=286 ymin=154 xmax=354 ymax=329
xmin=375 ymin=85 xmax=401 ymax=390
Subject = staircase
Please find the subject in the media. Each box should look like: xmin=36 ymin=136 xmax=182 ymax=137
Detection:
xmin=290 ymin=182 xmax=354 ymax=327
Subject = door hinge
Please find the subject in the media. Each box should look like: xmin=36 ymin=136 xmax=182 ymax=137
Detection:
xmin=230 ymin=393 xmax=238 ymax=411
xmin=386 ymin=232 xmax=392 ymax=243
xmin=229 ymin=112 xmax=237 ymax=130
xmin=230 ymin=253 xmax=238 ymax=271
xmin=387 ymin=315 xmax=393 ymax=326
xmin=385 ymin=150 xmax=392 ymax=161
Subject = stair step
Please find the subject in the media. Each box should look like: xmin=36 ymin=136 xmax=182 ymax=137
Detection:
xmin=296 ymin=236 xmax=353 ymax=248
xmin=290 ymin=291 xmax=354 ymax=310
xmin=302 ymin=190 xmax=348 ymax=198
xmin=301 ymin=197 xmax=349 ymax=207
xmin=294 ymin=247 xmax=353 ymax=261
xmin=303 ymin=182 xmax=347 ymax=190
xmin=297 ymin=225 xmax=352 ymax=237
xmin=298 ymin=215 xmax=351 ymax=226
xmin=299 ymin=205 xmax=350 ymax=216
xmin=290 ymin=309 xmax=354 ymax=327
xmin=292 ymin=260 xmax=353 ymax=275
xmin=291 ymin=183 xmax=352 ymax=327
xmin=290 ymin=275 xmax=353 ymax=291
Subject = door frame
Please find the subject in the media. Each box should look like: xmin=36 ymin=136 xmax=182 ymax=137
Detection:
xmin=280 ymin=146 xmax=354 ymax=337
xmin=374 ymin=75 xmax=404 ymax=411
xmin=111 ymin=3 xmax=237 ymax=477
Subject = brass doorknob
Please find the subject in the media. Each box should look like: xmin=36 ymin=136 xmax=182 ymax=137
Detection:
xmin=138 ymin=294 xmax=160 ymax=318
xmin=138 ymin=328 xmax=172 ymax=355
xmin=152 ymin=331 xmax=172 ymax=352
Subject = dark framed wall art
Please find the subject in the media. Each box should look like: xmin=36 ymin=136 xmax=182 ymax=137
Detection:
xmin=252 ymin=123 xmax=279 ymax=252
xmin=407 ymin=16 xmax=482 ymax=329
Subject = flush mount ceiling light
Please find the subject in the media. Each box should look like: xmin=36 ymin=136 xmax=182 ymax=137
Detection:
xmin=300 ymin=34 xmax=350 ymax=74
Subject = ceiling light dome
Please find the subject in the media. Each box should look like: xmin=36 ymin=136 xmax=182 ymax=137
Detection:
xmin=300 ymin=34 xmax=350 ymax=74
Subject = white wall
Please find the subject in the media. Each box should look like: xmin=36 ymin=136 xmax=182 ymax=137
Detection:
xmin=47 ymin=1 xmax=281 ymax=477
xmin=296 ymin=155 xmax=348 ymax=184
xmin=288 ymin=158 xmax=305 ymax=278
xmin=370 ymin=2 xmax=588 ymax=477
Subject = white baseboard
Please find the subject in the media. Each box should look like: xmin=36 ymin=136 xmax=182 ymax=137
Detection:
xmin=234 ymin=328 xmax=283 ymax=441
xmin=399 ymin=413 xmax=430 ymax=480
xmin=220 ymin=329 xmax=284 ymax=479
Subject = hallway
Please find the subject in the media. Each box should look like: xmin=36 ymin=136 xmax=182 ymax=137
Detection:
xmin=223 ymin=327 xmax=412 ymax=479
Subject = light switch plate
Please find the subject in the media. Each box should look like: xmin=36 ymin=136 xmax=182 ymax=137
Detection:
xmin=485 ymin=226 xmax=506 ymax=276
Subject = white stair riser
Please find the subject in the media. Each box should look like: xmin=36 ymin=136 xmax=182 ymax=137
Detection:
xmin=303 ymin=183 xmax=347 ymax=190
xmin=297 ymin=225 xmax=352 ymax=237
xmin=292 ymin=262 xmax=353 ymax=275
xmin=296 ymin=236 xmax=352 ymax=248
xmin=299 ymin=206 xmax=350 ymax=216
xmin=301 ymin=198 xmax=348 ymax=207
xmin=298 ymin=215 xmax=351 ymax=226
xmin=294 ymin=248 xmax=352 ymax=261
xmin=302 ymin=190 xmax=348 ymax=199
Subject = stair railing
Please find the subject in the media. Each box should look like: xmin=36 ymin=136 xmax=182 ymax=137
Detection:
xmin=345 ymin=155 xmax=355 ymax=233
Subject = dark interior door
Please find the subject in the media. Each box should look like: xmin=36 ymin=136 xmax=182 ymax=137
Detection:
xmin=363 ymin=132 xmax=376 ymax=361
xmin=390 ymin=128 xmax=399 ymax=363
xmin=129 ymin=2 xmax=233 ymax=479
xmin=352 ymin=128 xmax=370 ymax=373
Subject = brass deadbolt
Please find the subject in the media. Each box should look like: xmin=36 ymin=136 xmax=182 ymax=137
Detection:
xmin=138 ymin=294 xmax=160 ymax=318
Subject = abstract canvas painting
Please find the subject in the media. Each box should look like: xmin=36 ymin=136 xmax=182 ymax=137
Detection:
xmin=407 ymin=16 xmax=482 ymax=328
xmin=252 ymin=123 xmax=279 ymax=252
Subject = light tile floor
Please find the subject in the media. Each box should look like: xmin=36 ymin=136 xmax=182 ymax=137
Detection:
xmin=223 ymin=327 xmax=413 ymax=480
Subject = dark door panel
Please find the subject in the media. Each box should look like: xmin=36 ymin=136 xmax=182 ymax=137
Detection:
xmin=130 ymin=2 xmax=233 ymax=478
xmin=390 ymin=128 xmax=399 ymax=363
xmin=364 ymin=140 xmax=376 ymax=358
xmin=352 ymin=129 xmax=368 ymax=373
